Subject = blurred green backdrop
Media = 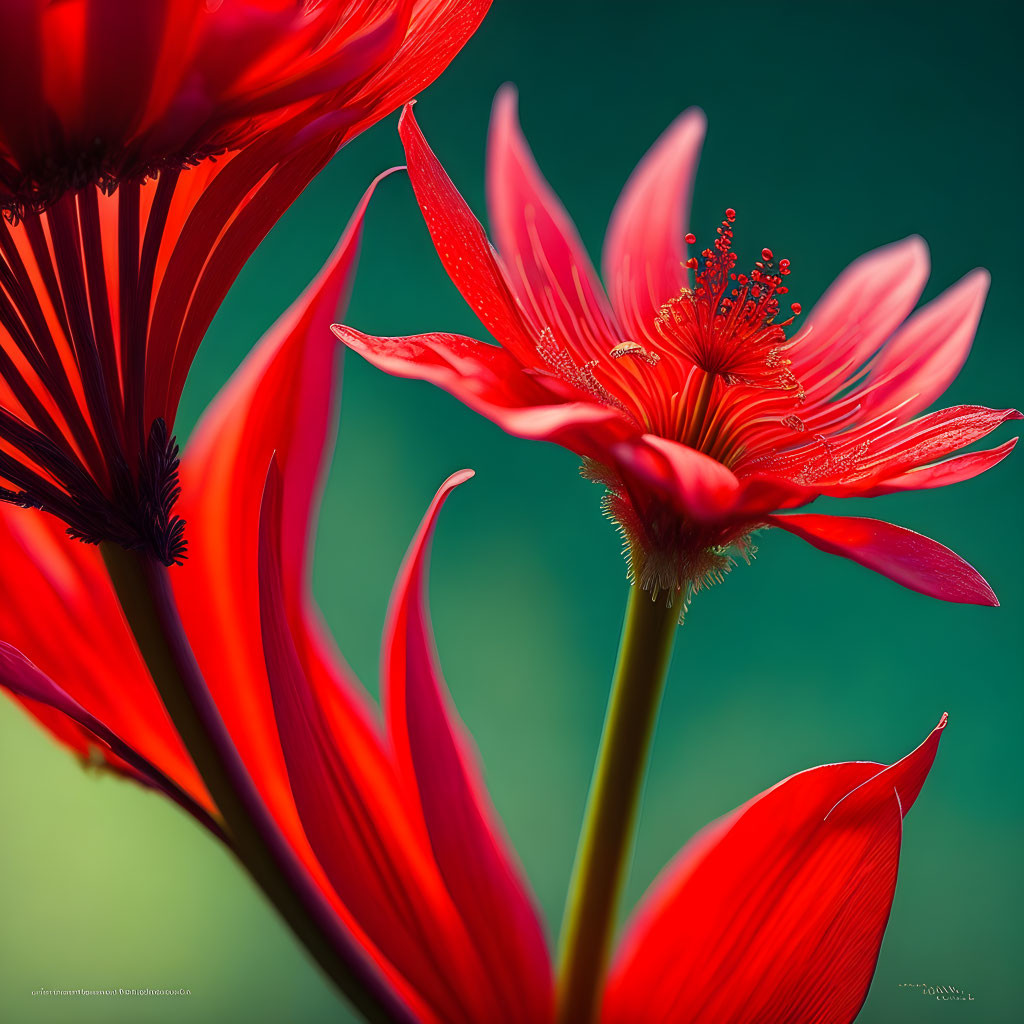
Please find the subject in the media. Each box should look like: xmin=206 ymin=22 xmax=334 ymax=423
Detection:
xmin=2 ymin=1 xmax=1021 ymax=1021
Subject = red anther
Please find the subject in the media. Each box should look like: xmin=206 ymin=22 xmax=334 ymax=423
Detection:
xmin=791 ymin=302 xmax=802 ymax=315
xmin=685 ymin=256 xmax=699 ymax=269
xmin=725 ymin=208 xmax=736 ymax=221
xmin=685 ymin=232 xmax=697 ymax=244
xmin=779 ymin=258 xmax=790 ymax=269
xmin=761 ymin=248 xmax=774 ymax=262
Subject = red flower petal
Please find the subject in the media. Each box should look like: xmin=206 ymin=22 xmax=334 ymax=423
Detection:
xmin=0 ymin=508 xmax=207 ymax=808
xmin=604 ymin=717 xmax=947 ymax=1024
xmin=840 ymin=404 xmax=1023 ymax=485
xmin=332 ymin=324 xmax=630 ymax=453
xmin=344 ymin=1 xmax=493 ymax=142
xmin=256 ymin=465 xmax=489 ymax=1024
xmin=614 ymin=435 xmax=742 ymax=522
xmin=602 ymin=107 xmax=706 ymax=344
xmin=0 ymin=641 xmax=220 ymax=837
xmin=174 ymin=171 xmax=395 ymax=851
xmin=384 ymin=470 xmax=554 ymax=1024
xmin=792 ymin=237 xmax=930 ymax=404
xmin=487 ymin=84 xmax=624 ymax=364
xmin=770 ymin=513 xmax=998 ymax=605
xmin=862 ymin=437 xmax=1018 ymax=495
xmin=398 ymin=102 xmax=539 ymax=363
xmin=856 ymin=269 xmax=990 ymax=423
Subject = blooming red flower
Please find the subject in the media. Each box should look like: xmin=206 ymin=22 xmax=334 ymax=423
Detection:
xmin=334 ymin=88 xmax=1020 ymax=605
xmin=0 ymin=170 xmax=952 ymax=1024
xmin=0 ymin=0 xmax=490 ymax=563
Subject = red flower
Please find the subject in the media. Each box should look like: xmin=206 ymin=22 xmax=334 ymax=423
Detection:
xmin=0 ymin=0 xmax=490 ymax=563
xmin=0 ymin=171 xmax=950 ymax=1024
xmin=334 ymin=88 xmax=1020 ymax=605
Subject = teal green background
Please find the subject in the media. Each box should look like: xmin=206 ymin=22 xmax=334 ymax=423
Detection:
xmin=1 ymin=1 xmax=1021 ymax=1021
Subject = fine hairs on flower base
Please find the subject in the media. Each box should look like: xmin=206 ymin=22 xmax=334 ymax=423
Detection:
xmin=582 ymin=461 xmax=759 ymax=621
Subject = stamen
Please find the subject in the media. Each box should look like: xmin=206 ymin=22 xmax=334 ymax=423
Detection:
xmin=609 ymin=340 xmax=661 ymax=366
xmin=654 ymin=210 xmax=804 ymax=396
xmin=536 ymin=327 xmax=630 ymax=414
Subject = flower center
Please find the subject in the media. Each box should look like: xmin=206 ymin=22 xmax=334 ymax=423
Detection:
xmin=655 ymin=209 xmax=803 ymax=394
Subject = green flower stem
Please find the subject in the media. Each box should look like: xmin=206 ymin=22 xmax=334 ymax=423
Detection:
xmin=557 ymin=583 xmax=680 ymax=1024
xmin=101 ymin=544 xmax=412 ymax=1024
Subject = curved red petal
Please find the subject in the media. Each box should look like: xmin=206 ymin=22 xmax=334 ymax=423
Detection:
xmin=770 ymin=513 xmax=998 ymax=605
xmin=256 ymin=464 xmax=487 ymax=1024
xmin=384 ymin=471 xmax=554 ymax=1024
xmin=602 ymin=108 xmax=706 ymax=343
xmin=0 ymin=641 xmax=220 ymax=837
xmin=0 ymin=507 xmax=207 ymax=808
xmin=862 ymin=437 xmax=1018 ymax=495
xmin=614 ymin=434 xmax=742 ymax=522
xmin=487 ymin=84 xmax=623 ymax=364
xmin=175 ymin=172 xmax=393 ymax=863
xmin=855 ymin=269 xmax=990 ymax=423
xmin=332 ymin=324 xmax=631 ymax=453
xmin=792 ymin=237 xmax=930 ymax=403
xmin=344 ymin=0 xmax=493 ymax=141
xmin=398 ymin=102 xmax=539 ymax=363
xmin=605 ymin=718 xmax=947 ymax=1024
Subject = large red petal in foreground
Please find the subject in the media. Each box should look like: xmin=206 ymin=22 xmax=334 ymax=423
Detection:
xmin=384 ymin=471 xmax=555 ymax=1024
xmin=0 ymin=642 xmax=220 ymax=838
xmin=257 ymin=465 xmax=497 ymax=1024
xmin=0 ymin=507 xmax=207 ymax=809
xmin=344 ymin=1 xmax=493 ymax=142
xmin=604 ymin=717 xmax=947 ymax=1024
xmin=770 ymin=513 xmax=998 ymax=606
xmin=175 ymin=172 xmax=396 ymax=843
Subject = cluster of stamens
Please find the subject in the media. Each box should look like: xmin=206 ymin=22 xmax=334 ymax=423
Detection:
xmin=655 ymin=209 xmax=803 ymax=396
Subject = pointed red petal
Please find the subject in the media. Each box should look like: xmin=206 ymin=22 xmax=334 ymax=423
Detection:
xmin=398 ymin=102 xmax=539 ymax=363
xmin=862 ymin=437 xmax=1018 ymax=495
xmin=857 ymin=269 xmax=990 ymax=422
xmin=384 ymin=471 xmax=554 ymax=1024
xmin=770 ymin=513 xmax=998 ymax=605
xmin=487 ymin=85 xmax=623 ymax=363
xmin=792 ymin=237 xmax=930 ymax=402
xmin=332 ymin=324 xmax=629 ymax=453
xmin=174 ymin=172 xmax=393 ymax=859
xmin=256 ymin=464 xmax=489 ymax=1024
xmin=602 ymin=108 xmax=706 ymax=343
xmin=0 ymin=641 xmax=220 ymax=837
xmin=605 ymin=718 xmax=947 ymax=1024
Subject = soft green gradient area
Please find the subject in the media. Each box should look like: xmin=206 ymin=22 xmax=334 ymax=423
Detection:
xmin=2 ymin=2 xmax=1022 ymax=1021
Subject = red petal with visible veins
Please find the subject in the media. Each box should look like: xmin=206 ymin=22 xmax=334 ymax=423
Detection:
xmin=863 ymin=437 xmax=1018 ymax=495
xmin=384 ymin=471 xmax=555 ymax=1024
xmin=770 ymin=513 xmax=998 ymax=605
xmin=792 ymin=237 xmax=930 ymax=403
xmin=344 ymin=1 xmax=493 ymax=142
xmin=487 ymin=84 xmax=624 ymax=365
xmin=399 ymin=103 xmax=539 ymax=363
xmin=856 ymin=269 xmax=989 ymax=423
xmin=604 ymin=717 xmax=947 ymax=1024
xmin=332 ymin=324 xmax=631 ymax=453
xmin=602 ymin=107 xmax=706 ymax=344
